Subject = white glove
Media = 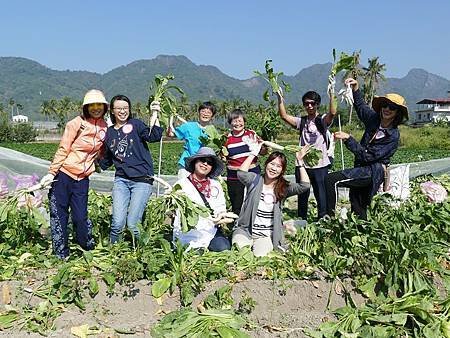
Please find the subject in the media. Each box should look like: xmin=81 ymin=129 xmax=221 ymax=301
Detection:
xmin=338 ymin=83 xmax=354 ymax=106
xmin=150 ymin=100 xmax=161 ymax=114
xmin=40 ymin=174 xmax=55 ymax=188
xmin=242 ymin=134 xmax=263 ymax=156
xmin=149 ymin=101 xmax=160 ymax=126
xmin=277 ymin=87 xmax=284 ymax=101
xmin=210 ymin=212 xmax=239 ymax=224
xmin=327 ymin=74 xmax=336 ymax=98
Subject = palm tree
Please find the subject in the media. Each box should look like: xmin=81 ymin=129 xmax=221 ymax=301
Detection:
xmin=343 ymin=51 xmax=364 ymax=124
xmin=218 ymin=100 xmax=230 ymax=128
xmin=363 ymin=57 xmax=386 ymax=104
xmin=8 ymin=98 xmax=15 ymax=120
xmin=177 ymin=95 xmax=191 ymax=120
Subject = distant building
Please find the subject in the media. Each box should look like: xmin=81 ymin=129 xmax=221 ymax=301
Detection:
xmin=33 ymin=121 xmax=59 ymax=130
xmin=12 ymin=114 xmax=29 ymax=123
xmin=414 ymin=91 xmax=450 ymax=124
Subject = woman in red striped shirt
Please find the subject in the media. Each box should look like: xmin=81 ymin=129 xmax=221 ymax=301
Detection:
xmin=224 ymin=109 xmax=265 ymax=215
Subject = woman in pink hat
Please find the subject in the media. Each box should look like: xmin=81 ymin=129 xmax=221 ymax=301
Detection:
xmin=40 ymin=89 xmax=108 ymax=259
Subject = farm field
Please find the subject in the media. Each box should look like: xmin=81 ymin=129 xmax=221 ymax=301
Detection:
xmin=0 ymin=175 xmax=449 ymax=337
xmin=1 ymin=141 xmax=449 ymax=176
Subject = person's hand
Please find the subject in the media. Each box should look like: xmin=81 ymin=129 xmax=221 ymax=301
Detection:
xmin=334 ymin=131 xmax=351 ymax=140
xmin=242 ymin=134 xmax=263 ymax=156
xmin=276 ymin=87 xmax=284 ymax=102
xmin=40 ymin=173 xmax=55 ymax=188
xmin=338 ymin=83 xmax=354 ymax=106
xmin=296 ymin=144 xmax=311 ymax=161
xmin=150 ymin=100 xmax=161 ymax=113
xmin=149 ymin=101 xmax=160 ymax=125
xmin=211 ymin=212 xmax=239 ymax=225
xmin=344 ymin=78 xmax=359 ymax=91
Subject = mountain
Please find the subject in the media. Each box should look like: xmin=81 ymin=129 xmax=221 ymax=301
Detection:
xmin=0 ymin=55 xmax=449 ymax=119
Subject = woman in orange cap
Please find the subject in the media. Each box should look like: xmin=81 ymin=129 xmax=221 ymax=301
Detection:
xmin=325 ymin=78 xmax=408 ymax=220
xmin=40 ymin=89 xmax=108 ymax=259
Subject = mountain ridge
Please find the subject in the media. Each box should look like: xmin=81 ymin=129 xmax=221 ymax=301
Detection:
xmin=1 ymin=55 xmax=449 ymax=119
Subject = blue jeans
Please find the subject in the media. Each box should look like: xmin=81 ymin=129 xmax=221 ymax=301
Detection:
xmin=208 ymin=229 xmax=231 ymax=252
xmin=110 ymin=176 xmax=153 ymax=243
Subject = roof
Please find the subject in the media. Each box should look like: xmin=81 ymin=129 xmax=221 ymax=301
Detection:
xmin=416 ymin=98 xmax=450 ymax=104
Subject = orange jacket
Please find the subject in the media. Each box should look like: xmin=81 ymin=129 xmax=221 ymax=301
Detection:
xmin=49 ymin=116 xmax=107 ymax=180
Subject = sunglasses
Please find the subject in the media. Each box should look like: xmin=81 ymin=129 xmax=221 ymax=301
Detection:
xmin=383 ymin=103 xmax=399 ymax=111
xmin=199 ymin=158 xmax=214 ymax=166
xmin=303 ymin=100 xmax=317 ymax=107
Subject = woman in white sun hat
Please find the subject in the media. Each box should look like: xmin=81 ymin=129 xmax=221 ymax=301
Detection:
xmin=172 ymin=147 xmax=231 ymax=252
xmin=40 ymin=89 xmax=108 ymax=259
xmin=325 ymin=78 xmax=409 ymax=220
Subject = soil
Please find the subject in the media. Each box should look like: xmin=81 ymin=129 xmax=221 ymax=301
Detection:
xmin=0 ymin=275 xmax=366 ymax=337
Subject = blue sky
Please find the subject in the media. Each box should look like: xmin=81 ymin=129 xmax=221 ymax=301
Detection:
xmin=1 ymin=0 xmax=449 ymax=80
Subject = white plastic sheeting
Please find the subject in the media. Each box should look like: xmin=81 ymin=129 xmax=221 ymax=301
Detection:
xmin=0 ymin=146 xmax=449 ymax=193
xmin=0 ymin=146 xmax=178 ymax=193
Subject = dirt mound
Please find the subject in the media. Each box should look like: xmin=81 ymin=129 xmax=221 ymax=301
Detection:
xmin=2 ymin=277 xmax=366 ymax=337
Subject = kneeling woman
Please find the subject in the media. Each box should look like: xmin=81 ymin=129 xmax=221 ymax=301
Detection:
xmin=172 ymin=147 xmax=231 ymax=252
xmin=232 ymin=140 xmax=310 ymax=257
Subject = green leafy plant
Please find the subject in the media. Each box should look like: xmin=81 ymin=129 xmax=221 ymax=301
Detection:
xmin=147 ymin=74 xmax=185 ymax=132
xmin=150 ymin=183 xmax=211 ymax=233
xmin=330 ymin=49 xmax=357 ymax=77
xmin=199 ymin=125 xmax=228 ymax=156
xmin=254 ymin=60 xmax=291 ymax=101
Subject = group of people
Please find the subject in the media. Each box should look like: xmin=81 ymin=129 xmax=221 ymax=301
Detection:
xmin=41 ymin=77 xmax=409 ymax=259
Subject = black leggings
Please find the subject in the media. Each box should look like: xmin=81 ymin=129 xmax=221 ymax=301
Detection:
xmin=295 ymin=166 xmax=329 ymax=220
xmin=325 ymin=171 xmax=372 ymax=220
xmin=226 ymin=179 xmax=245 ymax=215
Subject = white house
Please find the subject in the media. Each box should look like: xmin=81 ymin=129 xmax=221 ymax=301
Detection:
xmin=413 ymin=91 xmax=450 ymax=124
xmin=12 ymin=114 xmax=29 ymax=123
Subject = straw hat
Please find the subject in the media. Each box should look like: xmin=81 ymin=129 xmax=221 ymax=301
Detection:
xmin=82 ymin=89 xmax=108 ymax=107
xmin=372 ymin=93 xmax=409 ymax=122
xmin=184 ymin=147 xmax=224 ymax=179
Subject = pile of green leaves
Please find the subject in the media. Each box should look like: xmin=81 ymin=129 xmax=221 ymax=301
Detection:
xmin=254 ymin=59 xmax=291 ymax=101
xmin=303 ymin=175 xmax=450 ymax=337
xmin=308 ymin=290 xmax=450 ymax=338
xmin=0 ymin=191 xmax=47 ymax=249
xmin=151 ymin=284 xmax=249 ymax=338
xmin=151 ymin=307 xmax=249 ymax=338
xmin=148 ymin=183 xmax=211 ymax=233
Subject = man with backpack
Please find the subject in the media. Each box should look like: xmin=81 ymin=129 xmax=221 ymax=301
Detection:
xmin=277 ymin=91 xmax=336 ymax=220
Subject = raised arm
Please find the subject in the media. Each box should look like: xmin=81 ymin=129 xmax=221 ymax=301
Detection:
xmin=345 ymin=78 xmax=378 ymax=127
xmin=286 ymin=146 xmax=311 ymax=197
xmin=276 ymin=91 xmax=298 ymax=128
xmin=323 ymin=92 xmax=337 ymax=126
xmin=139 ymin=119 xmax=163 ymax=143
xmin=295 ymin=145 xmax=310 ymax=185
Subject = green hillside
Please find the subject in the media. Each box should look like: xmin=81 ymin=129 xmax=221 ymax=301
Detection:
xmin=1 ymin=55 xmax=449 ymax=120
